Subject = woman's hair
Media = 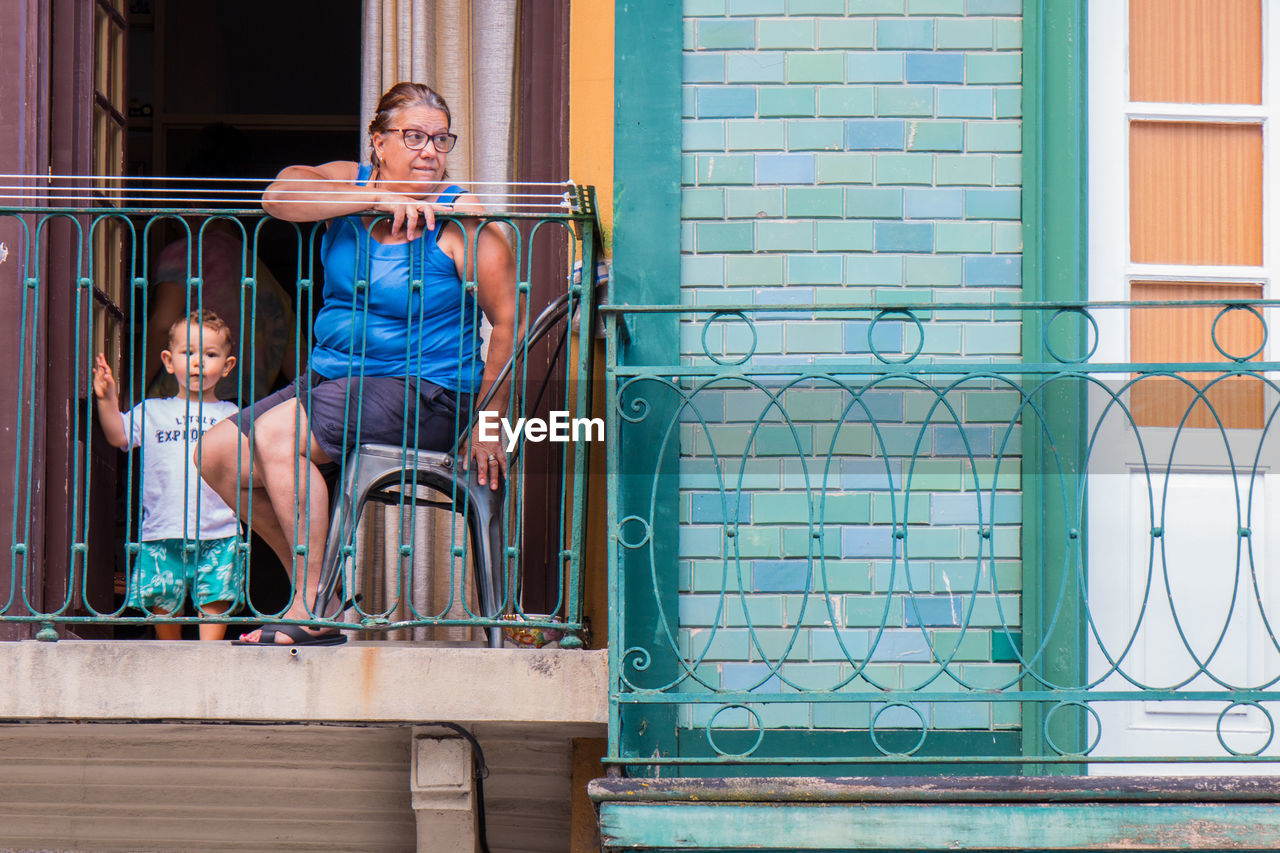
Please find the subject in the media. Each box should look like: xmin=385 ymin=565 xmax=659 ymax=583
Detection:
xmin=368 ymin=82 xmax=452 ymax=171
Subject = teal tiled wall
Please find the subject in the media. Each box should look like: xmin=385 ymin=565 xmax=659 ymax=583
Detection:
xmin=681 ymin=1 xmax=1022 ymax=300
xmin=671 ymin=0 xmax=1025 ymax=732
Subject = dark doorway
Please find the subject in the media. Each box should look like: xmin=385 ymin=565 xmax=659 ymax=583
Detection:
xmin=118 ymin=0 xmax=364 ymax=627
xmin=126 ymin=0 xmax=361 ymax=307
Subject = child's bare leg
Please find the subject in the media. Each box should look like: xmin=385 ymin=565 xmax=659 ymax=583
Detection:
xmin=196 ymin=599 xmax=232 ymax=641
xmin=151 ymin=607 xmax=182 ymax=641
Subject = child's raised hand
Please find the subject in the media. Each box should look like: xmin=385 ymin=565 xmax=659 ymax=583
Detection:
xmin=92 ymin=353 xmax=117 ymax=400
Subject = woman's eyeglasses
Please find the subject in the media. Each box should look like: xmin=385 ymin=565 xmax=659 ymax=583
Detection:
xmin=386 ymin=128 xmax=458 ymax=153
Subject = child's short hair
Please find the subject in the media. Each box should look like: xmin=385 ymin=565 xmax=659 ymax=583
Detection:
xmin=169 ymin=309 xmax=235 ymax=352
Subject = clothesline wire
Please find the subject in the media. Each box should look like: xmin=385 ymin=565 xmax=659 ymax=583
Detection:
xmin=0 ymin=185 xmax=572 ymax=202
xmin=0 ymin=173 xmax=577 ymax=188
xmin=0 ymin=175 xmax=591 ymax=211
xmin=0 ymin=195 xmax=576 ymax=212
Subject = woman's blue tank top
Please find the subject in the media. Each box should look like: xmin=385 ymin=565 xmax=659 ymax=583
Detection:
xmin=311 ymin=164 xmax=483 ymax=392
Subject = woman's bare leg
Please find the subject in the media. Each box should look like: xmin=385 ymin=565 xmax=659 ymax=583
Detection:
xmin=247 ymin=400 xmax=332 ymax=622
xmin=199 ymin=419 xmax=293 ymax=567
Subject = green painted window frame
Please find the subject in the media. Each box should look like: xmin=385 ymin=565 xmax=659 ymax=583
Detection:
xmin=1021 ymin=0 xmax=1090 ymax=767
xmin=611 ymin=0 xmax=682 ymax=772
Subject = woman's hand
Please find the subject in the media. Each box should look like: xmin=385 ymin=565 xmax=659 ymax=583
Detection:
xmin=463 ymin=423 xmax=507 ymax=490
xmin=373 ymin=192 xmax=449 ymax=241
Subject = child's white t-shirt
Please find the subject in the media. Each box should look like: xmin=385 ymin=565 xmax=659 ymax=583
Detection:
xmin=124 ymin=396 xmax=241 ymax=541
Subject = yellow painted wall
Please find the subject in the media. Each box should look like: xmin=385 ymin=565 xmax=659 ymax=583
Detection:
xmin=569 ymin=0 xmax=614 ymax=250
xmin=568 ymin=0 xmax=613 ymax=653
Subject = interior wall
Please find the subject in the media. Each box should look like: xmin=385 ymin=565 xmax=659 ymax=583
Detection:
xmin=129 ymin=0 xmax=362 ymax=180
xmin=159 ymin=2 xmax=361 ymax=117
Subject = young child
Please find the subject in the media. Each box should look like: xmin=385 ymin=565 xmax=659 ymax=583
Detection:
xmin=93 ymin=309 xmax=243 ymax=640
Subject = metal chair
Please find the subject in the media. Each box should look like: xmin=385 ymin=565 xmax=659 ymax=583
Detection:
xmin=312 ymin=292 xmax=577 ymax=649
xmin=317 ymin=445 xmax=506 ymax=648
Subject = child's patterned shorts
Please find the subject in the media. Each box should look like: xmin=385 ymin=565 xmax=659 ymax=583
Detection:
xmin=126 ymin=536 xmax=243 ymax=613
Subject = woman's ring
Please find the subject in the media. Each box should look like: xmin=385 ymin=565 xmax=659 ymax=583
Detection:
xmin=488 ymin=454 xmax=496 ymax=462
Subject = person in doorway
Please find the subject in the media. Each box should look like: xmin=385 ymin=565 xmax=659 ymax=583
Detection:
xmin=197 ymin=82 xmax=518 ymax=646
xmin=94 ymin=310 xmax=244 ymax=640
xmin=145 ymin=220 xmax=296 ymax=402
xmin=144 ymin=123 xmax=297 ymax=403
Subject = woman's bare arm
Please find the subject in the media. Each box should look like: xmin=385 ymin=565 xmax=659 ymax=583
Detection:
xmin=472 ymin=224 xmax=520 ymax=416
xmin=262 ymin=162 xmax=366 ymax=221
xmin=447 ymin=199 xmax=520 ymax=485
xmin=262 ymin=161 xmax=447 ymax=237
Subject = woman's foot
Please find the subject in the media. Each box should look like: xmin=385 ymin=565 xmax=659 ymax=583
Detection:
xmin=233 ymin=623 xmax=346 ymax=646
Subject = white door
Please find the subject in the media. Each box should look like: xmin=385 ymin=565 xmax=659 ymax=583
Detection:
xmin=1086 ymin=0 xmax=1280 ymax=772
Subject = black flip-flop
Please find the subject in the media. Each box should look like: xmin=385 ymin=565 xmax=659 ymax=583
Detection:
xmin=231 ymin=623 xmax=347 ymax=646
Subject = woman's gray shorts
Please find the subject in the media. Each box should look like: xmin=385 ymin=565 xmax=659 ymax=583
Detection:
xmin=229 ymin=370 xmax=470 ymax=479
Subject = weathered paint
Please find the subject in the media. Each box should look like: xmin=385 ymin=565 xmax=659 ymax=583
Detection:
xmin=598 ymin=801 xmax=1280 ymax=850
xmin=590 ymin=775 xmax=1280 ymax=804
xmin=0 ymin=642 xmax=608 ymax=725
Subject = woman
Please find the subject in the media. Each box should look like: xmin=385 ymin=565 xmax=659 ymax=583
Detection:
xmin=198 ymin=82 xmax=517 ymax=646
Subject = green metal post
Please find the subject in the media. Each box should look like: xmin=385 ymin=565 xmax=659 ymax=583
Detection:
xmin=1022 ymin=0 xmax=1090 ymax=770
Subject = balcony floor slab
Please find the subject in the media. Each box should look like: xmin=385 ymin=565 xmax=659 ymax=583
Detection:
xmin=1 ymin=640 xmax=608 ymax=726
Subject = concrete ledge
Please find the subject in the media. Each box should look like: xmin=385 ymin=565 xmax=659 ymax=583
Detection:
xmin=2 ymin=641 xmax=607 ymax=725
xmin=592 ymin=777 xmax=1280 ymax=851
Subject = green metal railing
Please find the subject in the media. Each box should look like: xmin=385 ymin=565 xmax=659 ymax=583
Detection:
xmin=606 ymin=300 xmax=1280 ymax=772
xmin=0 ymin=186 xmax=600 ymax=642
